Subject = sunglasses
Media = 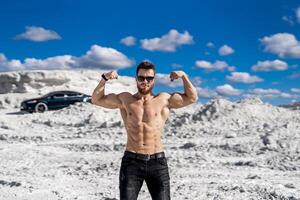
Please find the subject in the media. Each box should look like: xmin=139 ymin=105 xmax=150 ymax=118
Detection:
xmin=136 ymin=76 xmax=155 ymax=82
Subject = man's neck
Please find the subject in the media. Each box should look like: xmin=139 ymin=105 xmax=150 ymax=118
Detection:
xmin=135 ymin=92 xmax=154 ymax=101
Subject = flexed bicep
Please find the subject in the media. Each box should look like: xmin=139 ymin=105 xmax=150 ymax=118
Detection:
xmin=92 ymin=92 xmax=125 ymax=109
xmin=167 ymin=92 xmax=193 ymax=109
xmin=166 ymin=71 xmax=198 ymax=109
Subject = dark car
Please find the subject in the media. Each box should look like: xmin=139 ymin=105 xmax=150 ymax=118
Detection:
xmin=20 ymin=90 xmax=92 ymax=113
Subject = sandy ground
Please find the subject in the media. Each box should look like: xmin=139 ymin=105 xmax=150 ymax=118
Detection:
xmin=0 ymin=69 xmax=299 ymax=200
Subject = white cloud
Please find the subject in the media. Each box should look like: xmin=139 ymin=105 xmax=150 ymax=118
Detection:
xmin=191 ymin=76 xmax=202 ymax=86
xmin=291 ymin=88 xmax=300 ymax=93
xmin=280 ymin=93 xmax=299 ymax=98
xmin=196 ymin=87 xmax=219 ymax=99
xmin=245 ymin=88 xmax=299 ymax=99
xmin=218 ymin=45 xmax=235 ymax=56
xmin=170 ymin=63 xmax=183 ymax=68
xmin=226 ymin=72 xmax=263 ymax=83
xmin=206 ymin=42 xmax=215 ymax=48
xmin=0 ymin=53 xmax=7 ymax=62
xmin=23 ymin=55 xmax=74 ymax=70
xmin=251 ymin=59 xmax=288 ymax=72
xmin=120 ymin=36 xmax=136 ymax=46
xmin=282 ymin=16 xmax=294 ymax=26
xmin=0 ymin=53 xmax=24 ymax=71
xmin=140 ymin=29 xmax=194 ymax=52
xmin=153 ymin=73 xmax=201 ymax=88
xmin=0 ymin=45 xmax=134 ymax=72
xmin=216 ymin=84 xmax=241 ymax=96
xmin=289 ymin=72 xmax=300 ymax=79
xmin=250 ymin=88 xmax=281 ymax=95
xmin=297 ymin=7 xmax=300 ymax=23
xmin=15 ymin=26 xmax=61 ymax=42
xmin=195 ymin=60 xmax=235 ymax=72
xmin=74 ymin=45 xmax=134 ymax=69
xmin=154 ymin=73 xmax=183 ymax=88
xmin=260 ymin=33 xmax=300 ymax=58
xmin=282 ymin=7 xmax=300 ymax=26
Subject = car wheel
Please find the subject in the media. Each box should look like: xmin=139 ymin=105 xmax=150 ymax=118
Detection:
xmin=35 ymin=102 xmax=48 ymax=113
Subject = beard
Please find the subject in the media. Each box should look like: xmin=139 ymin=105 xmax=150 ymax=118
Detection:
xmin=137 ymin=84 xmax=154 ymax=95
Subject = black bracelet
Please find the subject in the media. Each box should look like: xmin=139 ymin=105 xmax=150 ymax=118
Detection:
xmin=102 ymin=73 xmax=108 ymax=81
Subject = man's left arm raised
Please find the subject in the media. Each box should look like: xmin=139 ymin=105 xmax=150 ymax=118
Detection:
xmin=167 ymin=71 xmax=198 ymax=109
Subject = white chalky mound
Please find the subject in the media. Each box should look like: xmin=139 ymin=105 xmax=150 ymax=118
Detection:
xmin=0 ymin=69 xmax=299 ymax=200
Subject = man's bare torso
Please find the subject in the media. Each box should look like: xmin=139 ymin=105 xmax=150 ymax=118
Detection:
xmin=91 ymin=69 xmax=198 ymax=154
xmin=118 ymin=92 xmax=170 ymax=154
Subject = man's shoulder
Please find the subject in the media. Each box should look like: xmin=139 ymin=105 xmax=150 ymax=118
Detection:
xmin=157 ymin=92 xmax=172 ymax=99
xmin=118 ymin=92 xmax=133 ymax=98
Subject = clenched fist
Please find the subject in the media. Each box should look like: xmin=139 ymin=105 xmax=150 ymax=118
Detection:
xmin=103 ymin=70 xmax=119 ymax=80
xmin=169 ymin=71 xmax=186 ymax=81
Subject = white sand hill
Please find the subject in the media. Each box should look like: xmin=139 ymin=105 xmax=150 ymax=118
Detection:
xmin=0 ymin=69 xmax=299 ymax=200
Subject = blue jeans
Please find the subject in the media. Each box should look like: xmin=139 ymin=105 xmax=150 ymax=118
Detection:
xmin=119 ymin=152 xmax=171 ymax=200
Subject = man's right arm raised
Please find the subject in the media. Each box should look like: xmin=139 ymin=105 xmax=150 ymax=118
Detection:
xmin=91 ymin=70 xmax=123 ymax=109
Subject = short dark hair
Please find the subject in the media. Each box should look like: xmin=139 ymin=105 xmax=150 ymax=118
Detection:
xmin=136 ymin=61 xmax=156 ymax=76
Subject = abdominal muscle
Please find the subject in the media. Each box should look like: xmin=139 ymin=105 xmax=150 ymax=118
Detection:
xmin=124 ymin=119 xmax=164 ymax=154
xmin=119 ymin=93 xmax=170 ymax=155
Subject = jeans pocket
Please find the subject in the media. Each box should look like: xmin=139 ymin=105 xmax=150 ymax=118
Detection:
xmin=157 ymin=157 xmax=168 ymax=166
xmin=121 ymin=156 xmax=135 ymax=166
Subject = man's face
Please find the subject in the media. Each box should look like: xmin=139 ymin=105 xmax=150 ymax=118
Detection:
xmin=136 ymin=69 xmax=155 ymax=95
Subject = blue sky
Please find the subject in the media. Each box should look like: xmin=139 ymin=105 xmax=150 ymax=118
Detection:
xmin=0 ymin=0 xmax=300 ymax=105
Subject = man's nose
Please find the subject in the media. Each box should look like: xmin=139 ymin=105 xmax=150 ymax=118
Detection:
xmin=139 ymin=79 xmax=147 ymax=83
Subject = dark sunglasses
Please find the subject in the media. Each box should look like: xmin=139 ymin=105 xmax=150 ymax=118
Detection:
xmin=136 ymin=76 xmax=155 ymax=82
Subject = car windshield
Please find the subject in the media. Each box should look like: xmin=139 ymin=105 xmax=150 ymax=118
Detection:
xmin=41 ymin=93 xmax=54 ymax=98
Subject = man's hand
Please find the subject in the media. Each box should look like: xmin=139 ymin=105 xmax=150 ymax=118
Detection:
xmin=104 ymin=70 xmax=119 ymax=80
xmin=169 ymin=71 xmax=186 ymax=81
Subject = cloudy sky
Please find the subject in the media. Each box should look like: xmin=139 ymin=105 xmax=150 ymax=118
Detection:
xmin=1 ymin=0 xmax=300 ymax=105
